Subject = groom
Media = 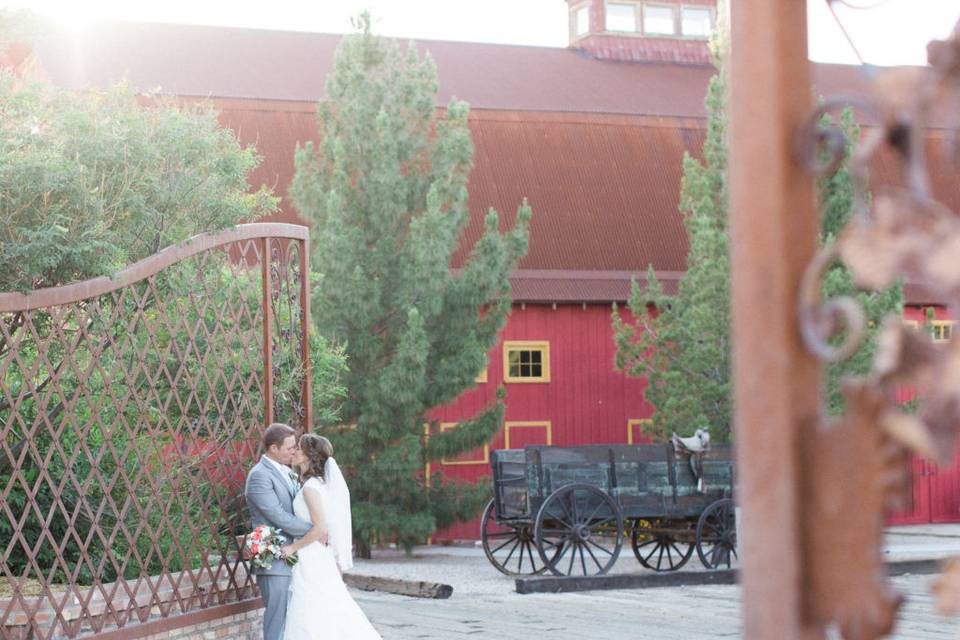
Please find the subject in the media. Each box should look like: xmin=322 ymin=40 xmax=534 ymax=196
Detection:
xmin=245 ymin=423 xmax=312 ymax=640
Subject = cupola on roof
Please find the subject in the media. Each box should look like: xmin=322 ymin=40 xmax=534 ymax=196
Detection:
xmin=567 ymin=0 xmax=717 ymax=64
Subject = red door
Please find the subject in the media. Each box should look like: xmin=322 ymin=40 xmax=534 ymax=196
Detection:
xmin=930 ymin=442 xmax=960 ymax=523
xmin=888 ymin=455 xmax=932 ymax=525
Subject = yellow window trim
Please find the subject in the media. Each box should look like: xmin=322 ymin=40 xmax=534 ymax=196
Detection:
xmin=931 ymin=319 xmax=955 ymax=343
xmin=903 ymin=320 xmax=919 ymax=330
xmin=502 ymin=340 xmax=551 ymax=383
xmin=439 ymin=422 xmax=490 ymax=466
xmin=627 ymin=418 xmax=652 ymax=445
xmin=423 ymin=423 xmax=431 ymax=487
xmin=504 ymin=421 xmax=553 ymax=449
xmin=422 ymin=424 xmax=433 ymax=545
xmin=475 ymin=367 xmax=488 ymax=384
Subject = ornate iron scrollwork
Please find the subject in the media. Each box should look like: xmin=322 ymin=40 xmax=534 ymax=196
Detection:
xmin=796 ymin=18 xmax=960 ymax=639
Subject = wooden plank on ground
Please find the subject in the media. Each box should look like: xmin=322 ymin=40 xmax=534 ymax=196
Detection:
xmin=515 ymin=570 xmax=738 ymax=594
xmin=514 ymin=558 xmax=943 ymax=595
xmin=345 ymin=573 xmax=453 ymax=599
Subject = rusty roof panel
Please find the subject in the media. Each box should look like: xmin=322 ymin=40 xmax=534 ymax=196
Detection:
xmin=35 ymin=21 xmax=956 ymax=126
xmin=214 ymin=102 xmax=960 ymax=302
xmin=29 ymin=22 xmax=960 ymax=303
xmin=456 ymin=111 xmax=699 ymax=272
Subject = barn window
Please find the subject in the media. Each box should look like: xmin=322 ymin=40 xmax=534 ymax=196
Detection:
xmin=574 ymin=4 xmax=590 ymax=36
xmin=642 ymin=4 xmax=676 ymax=35
xmin=503 ymin=341 xmax=551 ymax=383
xmin=606 ymin=2 xmax=638 ymax=32
xmin=931 ymin=320 xmax=954 ymax=343
xmin=681 ymin=6 xmax=713 ymax=38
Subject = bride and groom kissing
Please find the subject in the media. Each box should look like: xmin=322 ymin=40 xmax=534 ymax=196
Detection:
xmin=244 ymin=423 xmax=381 ymax=640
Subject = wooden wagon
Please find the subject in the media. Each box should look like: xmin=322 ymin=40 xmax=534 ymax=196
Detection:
xmin=480 ymin=443 xmax=736 ymax=577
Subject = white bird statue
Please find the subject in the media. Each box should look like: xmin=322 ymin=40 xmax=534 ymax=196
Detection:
xmin=671 ymin=428 xmax=711 ymax=453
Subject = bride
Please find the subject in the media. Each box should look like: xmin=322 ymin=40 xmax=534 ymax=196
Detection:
xmin=281 ymin=434 xmax=382 ymax=640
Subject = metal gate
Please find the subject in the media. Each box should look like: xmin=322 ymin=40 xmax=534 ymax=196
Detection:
xmin=0 ymin=223 xmax=310 ymax=639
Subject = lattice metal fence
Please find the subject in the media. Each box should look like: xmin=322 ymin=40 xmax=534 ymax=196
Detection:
xmin=0 ymin=223 xmax=310 ymax=639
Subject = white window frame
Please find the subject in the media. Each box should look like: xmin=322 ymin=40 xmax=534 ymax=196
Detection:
xmin=605 ymin=1 xmax=639 ymax=33
xmin=572 ymin=3 xmax=591 ymax=37
xmin=679 ymin=4 xmax=714 ymax=39
xmin=641 ymin=3 xmax=678 ymax=36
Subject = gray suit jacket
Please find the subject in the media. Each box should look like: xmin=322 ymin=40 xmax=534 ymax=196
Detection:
xmin=244 ymin=457 xmax=312 ymax=576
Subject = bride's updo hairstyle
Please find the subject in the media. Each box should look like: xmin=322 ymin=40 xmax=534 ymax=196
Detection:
xmin=299 ymin=433 xmax=334 ymax=482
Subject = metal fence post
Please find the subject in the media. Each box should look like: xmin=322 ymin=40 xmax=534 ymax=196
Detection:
xmin=299 ymin=236 xmax=312 ymax=431
xmin=262 ymin=236 xmax=274 ymax=427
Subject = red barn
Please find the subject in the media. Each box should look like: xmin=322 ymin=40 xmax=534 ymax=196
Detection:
xmin=26 ymin=0 xmax=960 ymax=534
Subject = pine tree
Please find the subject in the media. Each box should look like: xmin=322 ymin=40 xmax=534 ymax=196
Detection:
xmin=819 ymin=110 xmax=903 ymax=414
xmin=613 ymin=67 xmax=731 ymax=443
xmin=291 ymin=15 xmax=531 ymax=554
xmin=613 ymin=67 xmax=902 ymax=443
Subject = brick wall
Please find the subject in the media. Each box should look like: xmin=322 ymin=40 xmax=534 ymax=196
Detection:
xmin=140 ymin=609 xmax=263 ymax=640
xmin=1 ymin=564 xmax=263 ymax=639
xmin=3 ymin=607 xmax=264 ymax=640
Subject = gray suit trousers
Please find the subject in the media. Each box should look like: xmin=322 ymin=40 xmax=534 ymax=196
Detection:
xmin=258 ymin=574 xmax=291 ymax=640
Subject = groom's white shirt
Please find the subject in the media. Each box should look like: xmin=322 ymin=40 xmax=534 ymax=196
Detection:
xmin=262 ymin=454 xmax=296 ymax=492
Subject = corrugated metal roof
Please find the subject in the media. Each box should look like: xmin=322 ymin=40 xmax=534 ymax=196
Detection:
xmin=33 ymin=21 xmax=716 ymax=116
xmin=33 ymin=21 xmax=954 ymax=126
xmin=216 ymin=100 xmax=960 ymax=303
xmin=29 ymin=22 xmax=960 ymax=303
xmin=214 ymin=103 xmax=699 ymax=279
xmin=459 ymin=110 xmax=698 ymax=272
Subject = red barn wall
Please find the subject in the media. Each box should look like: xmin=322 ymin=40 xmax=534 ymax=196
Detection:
xmin=426 ymin=302 xmax=652 ymax=540
xmin=428 ymin=302 xmax=960 ymax=537
xmin=888 ymin=304 xmax=960 ymax=525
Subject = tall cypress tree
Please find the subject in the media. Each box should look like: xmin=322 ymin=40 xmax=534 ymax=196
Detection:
xmin=291 ymin=15 xmax=531 ymax=554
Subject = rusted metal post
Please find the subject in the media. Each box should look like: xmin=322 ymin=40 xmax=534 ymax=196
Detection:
xmin=299 ymin=236 xmax=313 ymax=431
xmin=262 ymin=236 xmax=274 ymax=427
xmin=729 ymin=1 xmax=822 ymax=639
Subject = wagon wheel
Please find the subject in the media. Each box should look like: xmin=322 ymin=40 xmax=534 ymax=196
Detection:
xmin=481 ymin=499 xmax=551 ymax=576
xmin=696 ymin=498 xmax=738 ymax=570
xmin=631 ymin=518 xmax=695 ymax=572
xmin=534 ymin=483 xmax=623 ymax=577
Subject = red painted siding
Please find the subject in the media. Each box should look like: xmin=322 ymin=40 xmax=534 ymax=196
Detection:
xmin=427 ymin=302 xmax=960 ymax=536
xmin=888 ymin=305 xmax=960 ymax=525
xmin=427 ymin=303 xmax=652 ymax=540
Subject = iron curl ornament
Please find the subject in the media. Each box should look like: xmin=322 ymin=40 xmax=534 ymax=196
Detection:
xmin=795 ymin=18 xmax=960 ymax=639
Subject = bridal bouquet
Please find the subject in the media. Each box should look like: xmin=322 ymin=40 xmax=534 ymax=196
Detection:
xmin=243 ymin=525 xmax=298 ymax=569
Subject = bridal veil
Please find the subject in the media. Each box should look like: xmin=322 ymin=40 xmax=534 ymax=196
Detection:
xmin=323 ymin=457 xmax=353 ymax=571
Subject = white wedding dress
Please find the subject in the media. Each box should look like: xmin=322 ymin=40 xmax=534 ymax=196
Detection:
xmin=283 ymin=466 xmax=381 ymax=640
